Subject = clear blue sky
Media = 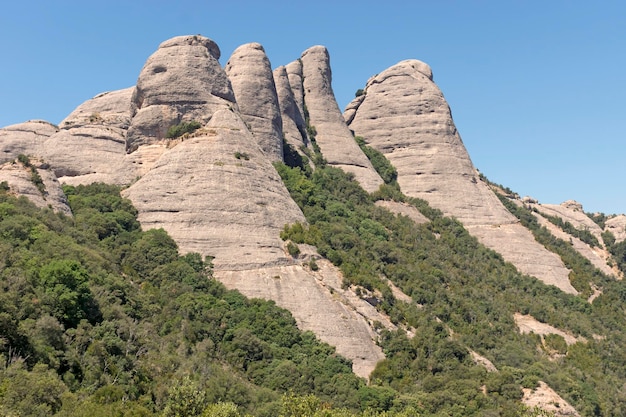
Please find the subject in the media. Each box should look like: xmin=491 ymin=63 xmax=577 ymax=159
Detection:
xmin=1 ymin=1 xmax=624 ymax=214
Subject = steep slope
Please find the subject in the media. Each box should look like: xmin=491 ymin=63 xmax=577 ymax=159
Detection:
xmin=225 ymin=43 xmax=283 ymax=161
xmin=298 ymin=46 xmax=383 ymax=192
xmin=527 ymin=199 xmax=616 ymax=278
xmin=273 ymin=65 xmax=310 ymax=154
xmin=345 ymin=59 xmax=577 ymax=294
xmin=0 ymin=157 xmax=71 ymax=215
xmin=122 ymin=109 xmax=305 ymax=270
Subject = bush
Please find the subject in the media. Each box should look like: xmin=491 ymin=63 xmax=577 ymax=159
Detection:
xmin=166 ymin=120 xmax=202 ymax=138
xmin=287 ymin=241 xmax=300 ymax=257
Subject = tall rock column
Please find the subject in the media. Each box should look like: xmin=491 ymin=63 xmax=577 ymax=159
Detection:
xmin=126 ymin=35 xmax=236 ymax=152
xmin=225 ymin=43 xmax=284 ymax=161
xmin=346 ymin=59 xmax=577 ymax=294
xmin=299 ymin=46 xmax=383 ymax=192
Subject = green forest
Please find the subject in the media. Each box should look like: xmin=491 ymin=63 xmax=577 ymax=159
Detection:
xmin=1 ymin=139 xmax=626 ymax=416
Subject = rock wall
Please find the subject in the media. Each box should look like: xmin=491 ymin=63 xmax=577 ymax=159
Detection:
xmin=225 ymin=43 xmax=283 ymax=161
xmin=345 ymin=59 xmax=577 ymax=294
xmin=298 ymin=46 xmax=383 ymax=192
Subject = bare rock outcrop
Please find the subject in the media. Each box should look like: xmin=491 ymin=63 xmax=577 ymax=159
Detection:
xmin=0 ymin=158 xmax=71 ymax=215
xmin=225 ymin=43 xmax=283 ymax=161
xmin=606 ymin=215 xmax=626 ymax=243
xmin=42 ymin=88 xmax=139 ymax=185
xmin=126 ymin=35 xmax=236 ymax=152
xmin=217 ymin=259 xmax=390 ymax=379
xmin=122 ymin=109 xmax=305 ymax=270
xmin=527 ymin=201 xmax=615 ymax=277
xmin=0 ymin=120 xmax=58 ymax=164
xmin=346 ymin=59 xmax=575 ymax=294
xmin=299 ymin=46 xmax=383 ymax=192
xmin=273 ymin=66 xmax=310 ymax=154
xmin=523 ymin=381 xmax=581 ymax=416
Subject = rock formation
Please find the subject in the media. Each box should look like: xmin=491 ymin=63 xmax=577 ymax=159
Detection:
xmin=43 ymin=88 xmax=139 ymax=185
xmin=225 ymin=43 xmax=283 ymax=161
xmin=122 ymin=109 xmax=305 ymax=270
xmin=126 ymin=35 xmax=236 ymax=152
xmin=299 ymin=46 xmax=383 ymax=192
xmin=0 ymin=120 xmax=57 ymax=164
xmin=273 ymin=66 xmax=310 ymax=154
xmin=345 ymin=59 xmax=577 ymax=294
xmin=0 ymin=157 xmax=71 ymax=216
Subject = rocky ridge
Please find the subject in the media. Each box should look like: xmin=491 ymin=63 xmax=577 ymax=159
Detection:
xmin=345 ymin=59 xmax=578 ymax=294
xmin=0 ymin=34 xmax=624 ymax=402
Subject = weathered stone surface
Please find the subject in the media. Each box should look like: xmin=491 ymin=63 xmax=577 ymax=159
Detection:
xmin=526 ymin=200 xmax=615 ymax=277
xmin=274 ymin=66 xmax=310 ymax=154
xmin=531 ymin=211 xmax=615 ymax=277
xmin=225 ymin=43 xmax=283 ymax=161
xmin=300 ymin=46 xmax=383 ymax=192
xmin=606 ymin=215 xmax=626 ymax=243
xmin=217 ymin=259 xmax=390 ymax=379
xmin=0 ymin=120 xmax=58 ymax=164
xmin=122 ymin=109 xmax=305 ymax=270
xmin=42 ymin=88 xmax=140 ymax=185
xmin=285 ymin=59 xmax=306 ymax=122
xmin=0 ymin=158 xmax=71 ymax=215
xmin=347 ymin=59 xmax=575 ymax=294
xmin=522 ymin=381 xmax=581 ymax=417
xmin=126 ymin=35 xmax=236 ymax=152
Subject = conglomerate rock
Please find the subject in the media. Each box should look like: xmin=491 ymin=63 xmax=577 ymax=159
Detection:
xmin=273 ymin=66 xmax=310 ymax=154
xmin=122 ymin=109 xmax=305 ymax=270
xmin=0 ymin=120 xmax=58 ymax=164
xmin=299 ymin=46 xmax=383 ymax=192
xmin=225 ymin=43 xmax=283 ymax=161
xmin=346 ymin=59 xmax=576 ymax=294
xmin=126 ymin=35 xmax=236 ymax=152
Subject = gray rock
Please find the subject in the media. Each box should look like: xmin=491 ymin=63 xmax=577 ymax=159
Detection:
xmin=122 ymin=109 xmax=305 ymax=270
xmin=126 ymin=35 xmax=236 ymax=152
xmin=273 ymin=66 xmax=310 ymax=155
xmin=0 ymin=120 xmax=58 ymax=164
xmin=300 ymin=46 xmax=383 ymax=192
xmin=217 ymin=261 xmax=388 ymax=379
xmin=0 ymin=158 xmax=71 ymax=216
xmin=285 ymin=59 xmax=306 ymax=122
xmin=43 ymin=88 xmax=139 ymax=185
xmin=225 ymin=43 xmax=283 ymax=161
xmin=347 ymin=59 xmax=575 ymax=294
xmin=606 ymin=215 xmax=626 ymax=243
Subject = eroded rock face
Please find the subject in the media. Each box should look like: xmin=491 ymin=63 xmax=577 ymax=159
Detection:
xmin=126 ymin=35 xmax=236 ymax=152
xmin=122 ymin=109 xmax=305 ymax=270
xmin=225 ymin=43 xmax=283 ymax=161
xmin=299 ymin=46 xmax=383 ymax=192
xmin=0 ymin=120 xmax=58 ymax=164
xmin=526 ymin=200 xmax=615 ymax=277
xmin=217 ymin=260 xmax=390 ymax=379
xmin=346 ymin=59 xmax=575 ymax=294
xmin=0 ymin=159 xmax=71 ymax=216
xmin=274 ymin=66 xmax=309 ymax=154
xmin=606 ymin=215 xmax=626 ymax=243
xmin=43 ymin=88 xmax=139 ymax=185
